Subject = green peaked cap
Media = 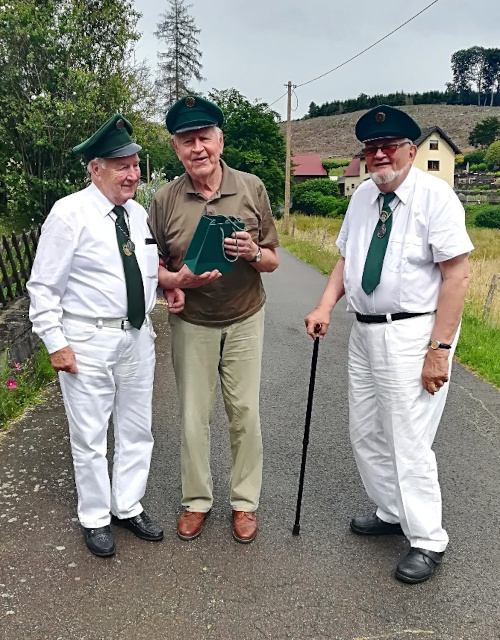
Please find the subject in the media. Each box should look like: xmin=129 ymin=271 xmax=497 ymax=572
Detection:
xmin=166 ymin=95 xmax=224 ymax=134
xmin=355 ymin=105 xmax=421 ymax=143
xmin=73 ymin=113 xmax=142 ymax=162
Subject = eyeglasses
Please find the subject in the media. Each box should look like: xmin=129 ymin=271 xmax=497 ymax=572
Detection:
xmin=363 ymin=141 xmax=411 ymax=157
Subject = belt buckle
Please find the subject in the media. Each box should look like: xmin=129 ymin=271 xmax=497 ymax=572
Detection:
xmin=121 ymin=319 xmax=132 ymax=330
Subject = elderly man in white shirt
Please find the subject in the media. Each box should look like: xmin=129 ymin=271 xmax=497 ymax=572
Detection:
xmin=28 ymin=114 xmax=184 ymax=557
xmin=305 ymin=105 xmax=473 ymax=584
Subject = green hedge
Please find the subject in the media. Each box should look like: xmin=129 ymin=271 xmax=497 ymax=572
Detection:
xmin=292 ymin=178 xmax=348 ymax=217
xmin=475 ymin=206 xmax=500 ymax=229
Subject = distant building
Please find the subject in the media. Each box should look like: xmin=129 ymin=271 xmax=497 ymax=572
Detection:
xmin=292 ymin=153 xmax=327 ymax=183
xmin=338 ymin=126 xmax=461 ymax=196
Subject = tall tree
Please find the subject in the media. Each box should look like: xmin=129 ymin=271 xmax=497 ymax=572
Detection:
xmin=451 ymin=46 xmax=487 ymax=105
xmin=154 ymin=0 xmax=204 ymax=114
xmin=468 ymin=117 xmax=500 ymax=149
xmin=0 ymin=0 xmax=142 ymax=220
xmin=482 ymin=49 xmax=500 ymax=107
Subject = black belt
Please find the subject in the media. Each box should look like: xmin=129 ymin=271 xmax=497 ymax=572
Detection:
xmin=355 ymin=311 xmax=433 ymax=324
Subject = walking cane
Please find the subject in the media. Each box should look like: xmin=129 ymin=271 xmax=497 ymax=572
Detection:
xmin=293 ymin=323 xmax=321 ymax=536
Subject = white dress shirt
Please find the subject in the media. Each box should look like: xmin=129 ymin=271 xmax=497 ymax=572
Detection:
xmin=336 ymin=166 xmax=474 ymax=315
xmin=28 ymin=183 xmax=159 ymax=353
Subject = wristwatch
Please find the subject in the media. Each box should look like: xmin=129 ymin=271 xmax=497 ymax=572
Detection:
xmin=429 ymin=339 xmax=452 ymax=350
xmin=250 ymin=246 xmax=262 ymax=263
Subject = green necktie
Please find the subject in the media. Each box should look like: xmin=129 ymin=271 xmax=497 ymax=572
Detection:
xmin=361 ymin=192 xmax=396 ymax=295
xmin=113 ymin=205 xmax=145 ymax=329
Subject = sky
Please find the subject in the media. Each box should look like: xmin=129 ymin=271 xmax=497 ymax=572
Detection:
xmin=133 ymin=0 xmax=500 ymax=121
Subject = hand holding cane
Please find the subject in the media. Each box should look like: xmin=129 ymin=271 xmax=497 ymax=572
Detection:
xmin=293 ymin=323 xmax=321 ymax=536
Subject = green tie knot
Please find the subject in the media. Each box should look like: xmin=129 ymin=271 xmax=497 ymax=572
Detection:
xmin=382 ymin=192 xmax=395 ymax=210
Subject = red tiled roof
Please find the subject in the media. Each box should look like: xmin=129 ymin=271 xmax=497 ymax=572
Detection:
xmin=292 ymin=154 xmax=327 ymax=177
xmin=343 ymin=157 xmax=360 ymax=178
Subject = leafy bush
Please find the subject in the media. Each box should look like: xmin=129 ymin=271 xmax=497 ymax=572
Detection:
xmin=470 ymin=164 xmax=478 ymax=172
xmin=291 ymin=178 xmax=348 ymax=216
xmin=464 ymin=150 xmax=486 ymax=166
xmin=0 ymin=346 xmax=56 ymax=429
xmin=135 ymin=174 xmax=168 ymax=211
xmin=477 ymin=163 xmax=487 ymax=172
xmin=475 ymin=206 xmax=500 ymax=229
xmin=294 ymin=178 xmax=340 ymax=198
xmin=327 ymin=198 xmax=349 ymax=218
xmin=322 ymin=158 xmax=350 ymax=171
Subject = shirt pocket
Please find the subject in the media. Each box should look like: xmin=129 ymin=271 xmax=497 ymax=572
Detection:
xmin=143 ymin=244 xmax=160 ymax=278
xmin=385 ymin=233 xmax=425 ymax=273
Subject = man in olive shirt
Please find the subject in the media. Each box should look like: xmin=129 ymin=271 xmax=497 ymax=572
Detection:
xmin=149 ymin=96 xmax=279 ymax=544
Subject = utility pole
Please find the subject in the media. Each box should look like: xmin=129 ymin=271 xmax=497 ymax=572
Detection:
xmin=147 ymin=154 xmax=150 ymax=185
xmin=283 ymin=80 xmax=293 ymax=234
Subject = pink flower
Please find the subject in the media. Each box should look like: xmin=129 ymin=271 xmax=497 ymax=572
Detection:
xmin=13 ymin=362 xmax=21 ymax=371
xmin=6 ymin=379 xmax=17 ymax=389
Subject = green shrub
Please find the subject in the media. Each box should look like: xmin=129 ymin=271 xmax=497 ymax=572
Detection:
xmin=464 ymin=150 xmax=486 ymax=166
xmin=322 ymin=158 xmax=350 ymax=171
xmin=293 ymin=178 xmax=340 ymax=198
xmin=475 ymin=206 xmax=500 ymax=229
xmin=0 ymin=346 xmax=56 ymax=429
xmin=326 ymin=198 xmax=349 ymax=218
xmin=470 ymin=164 xmax=478 ymax=172
xmin=477 ymin=163 xmax=487 ymax=172
xmin=135 ymin=174 xmax=168 ymax=211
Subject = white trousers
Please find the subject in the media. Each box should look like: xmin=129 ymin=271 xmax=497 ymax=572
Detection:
xmin=169 ymin=307 xmax=265 ymax=513
xmin=348 ymin=314 xmax=458 ymax=553
xmin=58 ymin=317 xmax=156 ymax=528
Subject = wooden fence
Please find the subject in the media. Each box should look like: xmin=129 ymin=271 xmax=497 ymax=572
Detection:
xmin=0 ymin=226 xmax=42 ymax=309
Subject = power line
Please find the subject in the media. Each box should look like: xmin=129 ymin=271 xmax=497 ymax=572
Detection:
xmin=268 ymin=0 xmax=440 ymax=106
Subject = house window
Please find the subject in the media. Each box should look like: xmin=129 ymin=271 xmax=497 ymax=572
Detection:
xmin=351 ymin=183 xmax=355 ymax=188
xmin=429 ymin=140 xmax=439 ymax=150
xmin=428 ymin=160 xmax=439 ymax=171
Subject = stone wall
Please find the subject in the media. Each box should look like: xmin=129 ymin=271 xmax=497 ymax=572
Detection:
xmin=0 ymin=296 xmax=40 ymax=364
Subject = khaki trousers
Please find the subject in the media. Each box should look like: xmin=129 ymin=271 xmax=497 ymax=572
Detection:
xmin=169 ymin=307 xmax=265 ymax=513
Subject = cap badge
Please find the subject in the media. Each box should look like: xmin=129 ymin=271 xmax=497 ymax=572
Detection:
xmin=375 ymin=112 xmax=386 ymax=123
xmin=116 ymin=119 xmax=124 ymax=130
xmin=185 ymin=97 xmax=196 ymax=107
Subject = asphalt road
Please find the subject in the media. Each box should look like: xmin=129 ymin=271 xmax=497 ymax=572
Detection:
xmin=1 ymin=248 xmax=500 ymax=640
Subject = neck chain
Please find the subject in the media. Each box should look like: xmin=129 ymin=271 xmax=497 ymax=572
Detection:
xmin=112 ymin=210 xmax=135 ymax=254
xmin=377 ymin=195 xmax=399 ymax=238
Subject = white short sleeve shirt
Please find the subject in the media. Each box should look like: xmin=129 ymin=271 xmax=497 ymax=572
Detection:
xmin=28 ymin=183 xmax=159 ymax=353
xmin=336 ymin=166 xmax=474 ymax=315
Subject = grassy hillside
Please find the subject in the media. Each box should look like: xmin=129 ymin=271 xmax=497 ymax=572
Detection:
xmin=285 ymin=104 xmax=500 ymax=158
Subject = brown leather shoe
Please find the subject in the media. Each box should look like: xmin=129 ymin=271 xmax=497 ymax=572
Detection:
xmin=232 ymin=511 xmax=258 ymax=544
xmin=177 ymin=510 xmax=210 ymax=541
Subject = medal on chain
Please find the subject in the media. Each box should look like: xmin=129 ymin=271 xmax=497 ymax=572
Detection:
xmin=115 ymin=214 xmax=136 ymax=256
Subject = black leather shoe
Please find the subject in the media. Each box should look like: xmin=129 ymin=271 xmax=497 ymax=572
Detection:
xmin=111 ymin=511 xmax=163 ymax=541
xmin=83 ymin=525 xmax=115 ymax=557
xmin=350 ymin=513 xmax=404 ymax=536
xmin=395 ymin=547 xmax=444 ymax=584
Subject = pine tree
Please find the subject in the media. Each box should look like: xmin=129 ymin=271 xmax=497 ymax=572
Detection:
xmin=154 ymin=0 xmax=204 ymax=114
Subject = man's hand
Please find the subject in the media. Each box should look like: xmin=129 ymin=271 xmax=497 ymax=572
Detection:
xmin=176 ymin=264 xmax=222 ymax=288
xmin=224 ymin=231 xmax=258 ymax=261
xmin=50 ymin=346 xmax=78 ymax=374
xmin=163 ymin=287 xmax=185 ymax=313
xmin=422 ymin=349 xmax=449 ymax=395
xmin=305 ymin=307 xmax=331 ymax=339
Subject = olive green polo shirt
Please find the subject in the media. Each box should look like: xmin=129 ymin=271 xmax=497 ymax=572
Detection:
xmin=148 ymin=161 xmax=279 ymax=327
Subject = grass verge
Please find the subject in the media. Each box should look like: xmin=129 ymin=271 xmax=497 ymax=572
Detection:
xmin=0 ymin=344 xmax=57 ymax=430
xmin=455 ymin=306 xmax=500 ymax=388
xmin=278 ymin=214 xmax=500 ymax=390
